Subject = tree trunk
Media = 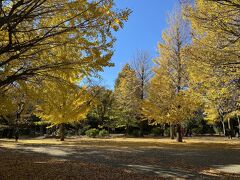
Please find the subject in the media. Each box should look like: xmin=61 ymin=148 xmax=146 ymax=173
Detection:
xmin=170 ymin=124 xmax=175 ymax=139
xmin=228 ymin=118 xmax=232 ymax=130
xmin=15 ymin=112 xmax=20 ymax=142
xmin=126 ymin=123 xmax=129 ymax=136
xmin=139 ymin=120 xmax=144 ymax=137
xmin=14 ymin=127 xmax=19 ymax=142
xmin=59 ymin=123 xmax=65 ymax=141
xmin=40 ymin=125 xmax=44 ymax=136
xmin=221 ymin=118 xmax=226 ymax=136
xmin=237 ymin=115 xmax=240 ymax=136
xmin=176 ymin=124 xmax=183 ymax=142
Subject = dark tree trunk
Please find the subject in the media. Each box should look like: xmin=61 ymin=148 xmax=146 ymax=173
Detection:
xmin=176 ymin=124 xmax=183 ymax=142
xmin=59 ymin=123 xmax=65 ymax=141
xmin=237 ymin=115 xmax=240 ymax=136
xmin=170 ymin=124 xmax=175 ymax=139
xmin=15 ymin=127 xmax=19 ymax=142
xmin=228 ymin=118 xmax=234 ymax=139
xmin=139 ymin=120 xmax=144 ymax=137
xmin=221 ymin=120 xmax=226 ymax=136
xmin=228 ymin=118 xmax=232 ymax=130
xmin=15 ymin=112 xmax=20 ymax=142
xmin=40 ymin=125 xmax=44 ymax=136
xmin=126 ymin=123 xmax=130 ymax=136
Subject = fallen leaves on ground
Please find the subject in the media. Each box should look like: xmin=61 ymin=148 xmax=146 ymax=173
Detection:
xmin=0 ymin=147 xmax=163 ymax=180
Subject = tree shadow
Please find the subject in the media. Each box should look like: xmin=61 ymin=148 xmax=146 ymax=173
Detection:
xmin=0 ymin=138 xmax=240 ymax=179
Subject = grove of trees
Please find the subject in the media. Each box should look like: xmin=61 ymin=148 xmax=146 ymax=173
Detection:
xmin=0 ymin=0 xmax=239 ymax=142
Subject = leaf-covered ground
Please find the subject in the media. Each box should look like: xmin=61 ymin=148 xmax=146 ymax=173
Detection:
xmin=0 ymin=136 xmax=240 ymax=179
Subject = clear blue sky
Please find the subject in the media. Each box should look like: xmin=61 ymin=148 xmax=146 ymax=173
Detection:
xmin=100 ymin=0 xmax=178 ymax=89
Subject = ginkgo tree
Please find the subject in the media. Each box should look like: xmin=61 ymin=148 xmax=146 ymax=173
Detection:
xmin=183 ymin=0 xmax=240 ymax=135
xmin=113 ymin=64 xmax=140 ymax=135
xmin=197 ymin=70 xmax=239 ymax=135
xmin=143 ymin=68 xmax=201 ymax=142
xmin=0 ymin=81 xmax=36 ymax=140
xmin=142 ymin=8 xmax=201 ymax=142
xmin=0 ymin=0 xmax=131 ymax=89
xmin=0 ymin=0 xmax=131 ymax=135
xmin=183 ymin=0 xmax=239 ymax=78
xmin=34 ymin=81 xmax=93 ymax=141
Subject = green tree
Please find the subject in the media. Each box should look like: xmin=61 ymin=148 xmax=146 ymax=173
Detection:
xmin=87 ymin=86 xmax=115 ymax=132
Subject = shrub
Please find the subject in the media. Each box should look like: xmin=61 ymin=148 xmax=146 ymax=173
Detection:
xmin=151 ymin=127 xmax=164 ymax=136
xmin=192 ymin=127 xmax=201 ymax=135
xmin=213 ymin=125 xmax=222 ymax=135
xmin=164 ymin=127 xmax=170 ymax=137
xmin=85 ymin=128 xmax=99 ymax=138
xmin=67 ymin=130 xmax=76 ymax=136
xmin=78 ymin=125 xmax=91 ymax=135
xmin=98 ymin=129 xmax=109 ymax=137
xmin=130 ymin=129 xmax=141 ymax=137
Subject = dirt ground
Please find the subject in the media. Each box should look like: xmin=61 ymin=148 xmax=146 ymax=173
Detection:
xmin=0 ymin=136 xmax=239 ymax=179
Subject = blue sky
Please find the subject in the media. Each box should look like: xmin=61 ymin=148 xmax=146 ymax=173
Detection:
xmin=100 ymin=0 xmax=178 ymax=89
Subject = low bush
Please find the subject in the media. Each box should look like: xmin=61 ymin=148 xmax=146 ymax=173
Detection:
xmin=78 ymin=125 xmax=91 ymax=135
xmin=85 ymin=128 xmax=99 ymax=138
xmin=98 ymin=129 xmax=109 ymax=137
xmin=164 ymin=127 xmax=170 ymax=137
xmin=130 ymin=129 xmax=141 ymax=137
xmin=151 ymin=127 xmax=164 ymax=136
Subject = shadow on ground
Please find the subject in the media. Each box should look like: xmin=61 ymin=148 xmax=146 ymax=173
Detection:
xmin=0 ymin=137 xmax=239 ymax=179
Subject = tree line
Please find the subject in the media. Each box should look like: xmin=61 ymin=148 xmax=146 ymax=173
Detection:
xmin=0 ymin=0 xmax=239 ymax=142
